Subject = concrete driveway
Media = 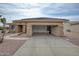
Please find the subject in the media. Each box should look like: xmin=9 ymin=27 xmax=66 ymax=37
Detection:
xmin=14 ymin=35 xmax=79 ymax=56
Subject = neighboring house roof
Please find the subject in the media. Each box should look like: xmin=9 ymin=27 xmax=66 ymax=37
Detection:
xmin=69 ymin=21 xmax=79 ymax=25
xmin=13 ymin=17 xmax=69 ymax=22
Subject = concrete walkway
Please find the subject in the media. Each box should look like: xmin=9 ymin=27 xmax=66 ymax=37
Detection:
xmin=14 ymin=35 xmax=79 ymax=56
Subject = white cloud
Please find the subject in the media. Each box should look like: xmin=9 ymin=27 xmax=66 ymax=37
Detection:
xmin=0 ymin=3 xmax=79 ymax=23
xmin=25 ymin=8 xmax=45 ymax=17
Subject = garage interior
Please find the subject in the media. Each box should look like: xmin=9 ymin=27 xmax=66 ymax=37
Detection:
xmin=32 ymin=25 xmax=58 ymax=36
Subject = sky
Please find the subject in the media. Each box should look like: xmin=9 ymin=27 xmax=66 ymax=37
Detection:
xmin=0 ymin=3 xmax=79 ymax=23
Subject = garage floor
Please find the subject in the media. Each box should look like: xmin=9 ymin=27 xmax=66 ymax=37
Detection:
xmin=14 ymin=35 xmax=79 ymax=56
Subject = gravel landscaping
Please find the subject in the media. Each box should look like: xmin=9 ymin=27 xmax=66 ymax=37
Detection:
xmin=64 ymin=32 xmax=79 ymax=47
xmin=67 ymin=37 xmax=79 ymax=47
xmin=0 ymin=39 xmax=26 ymax=56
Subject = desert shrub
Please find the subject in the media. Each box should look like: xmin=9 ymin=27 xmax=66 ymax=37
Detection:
xmin=66 ymin=29 xmax=71 ymax=32
xmin=9 ymin=30 xmax=16 ymax=33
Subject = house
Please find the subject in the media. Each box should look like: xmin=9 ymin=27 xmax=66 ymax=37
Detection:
xmin=9 ymin=17 xmax=68 ymax=37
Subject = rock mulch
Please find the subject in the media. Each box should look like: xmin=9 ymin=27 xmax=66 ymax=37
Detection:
xmin=64 ymin=32 xmax=79 ymax=47
xmin=67 ymin=37 xmax=79 ymax=47
xmin=0 ymin=39 xmax=26 ymax=56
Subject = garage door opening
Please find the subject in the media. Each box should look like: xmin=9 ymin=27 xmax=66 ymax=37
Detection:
xmin=47 ymin=25 xmax=52 ymax=34
xmin=32 ymin=25 xmax=58 ymax=36
xmin=18 ymin=25 xmax=23 ymax=33
xmin=32 ymin=25 xmax=48 ymax=35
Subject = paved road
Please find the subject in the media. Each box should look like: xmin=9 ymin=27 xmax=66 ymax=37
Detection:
xmin=14 ymin=35 xmax=79 ymax=56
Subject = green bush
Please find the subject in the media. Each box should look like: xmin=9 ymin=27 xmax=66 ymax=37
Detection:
xmin=0 ymin=27 xmax=4 ymax=30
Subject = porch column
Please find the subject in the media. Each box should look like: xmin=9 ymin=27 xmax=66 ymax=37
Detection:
xmin=26 ymin=24 xmax=32 ymax=37
xmin=9 ymin=25 xmax=12 ymax=32
xmin=22 ymin=25 xmax=26 ymax=33
xmin=15 ymin=25 xmax=19 ymax=33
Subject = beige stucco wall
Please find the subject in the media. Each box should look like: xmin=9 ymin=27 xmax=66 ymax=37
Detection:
xmin=64 ymin=22 xmax=79 ymax=38
xmin=64 ymin=22 xmax=79 ymax=32
xmin=63 ymin=22 xmax=70 ymax=34
xmin=70 ymin=24 xmax=79 ymax=32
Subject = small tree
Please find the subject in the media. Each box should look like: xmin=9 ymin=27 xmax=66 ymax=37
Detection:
xmin=0 ymin=16 xmax=6 ymax=43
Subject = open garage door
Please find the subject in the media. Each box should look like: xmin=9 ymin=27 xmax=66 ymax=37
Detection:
xmin=32 ymin=25 xmax=49 ymax=35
